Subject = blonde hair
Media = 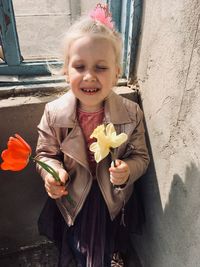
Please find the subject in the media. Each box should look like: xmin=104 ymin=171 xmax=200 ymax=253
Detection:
xmin=60 ymin=16 xmax=123 ymax=74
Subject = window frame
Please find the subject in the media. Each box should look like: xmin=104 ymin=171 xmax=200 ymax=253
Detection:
xmin=0 ymin=0 xmax=61 ymax=80
xmin=0 ymin=0 xmax=142 ymax=85
xmin=107 ymin=0 xmax=143 ymax=80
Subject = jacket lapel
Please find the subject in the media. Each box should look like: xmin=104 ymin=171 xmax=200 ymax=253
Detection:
xmin=51 ymin=90 xmax=132 ymax=170
xmin=104 ymin=91 xmax=133 ymax=124
xmin=51 ymin=90 xmax=89 ymax=169
xmin=60 ymin=124 xmax=89 ymax=170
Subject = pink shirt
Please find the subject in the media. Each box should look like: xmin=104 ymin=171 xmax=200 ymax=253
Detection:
xmin=77 ymin=108 xmax=104 ymax=175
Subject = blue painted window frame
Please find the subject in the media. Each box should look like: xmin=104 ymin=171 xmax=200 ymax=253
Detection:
xmin=0 ymin=0 xmax=142 ymax=84
xmin=0 ymin=0 xmax=60 ymax=81
xmin=107 ymin=0 xmax=142 ymax=80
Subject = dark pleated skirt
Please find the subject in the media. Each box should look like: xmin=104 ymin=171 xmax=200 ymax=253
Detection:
xmin=38 ymin=180 xmax=144 ymax=267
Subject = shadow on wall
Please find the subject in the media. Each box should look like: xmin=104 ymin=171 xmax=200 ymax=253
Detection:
xmin=129 ymin=98 xmax=164 ymax=266
xmin=162 ymin=163 xmax=200 ymax=267
xmin=132 ymin=134 xmax=200 ymax=266
xmin=131 ymin=97 xmax=200 ymax=267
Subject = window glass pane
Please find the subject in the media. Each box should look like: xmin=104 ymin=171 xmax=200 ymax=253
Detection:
xmin=12 ymin=0 xmax=105 ymax=62
xmin=12 ymin=0 xmax=71 ymax=61
xmin=80 ymin=0 xmax=105 ymax=14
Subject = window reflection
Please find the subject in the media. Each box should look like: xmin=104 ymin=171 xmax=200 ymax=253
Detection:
xmin=0 ymin=35 xmax=4 ymax=62
xmin=12 ymin=0 xmax=71 ymax=61
xmin=12 ymin=0 xmax=102 ymax=61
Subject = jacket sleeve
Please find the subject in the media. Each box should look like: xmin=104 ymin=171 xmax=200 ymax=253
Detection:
xmin=123 ymin=104 xmax=150 ymax=186
xmin=35 ymin=103 xmax=64 ymax=180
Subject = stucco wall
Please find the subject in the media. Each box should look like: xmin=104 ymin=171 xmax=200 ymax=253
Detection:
xmin=135 ymin=0 xmax=200 ymax=266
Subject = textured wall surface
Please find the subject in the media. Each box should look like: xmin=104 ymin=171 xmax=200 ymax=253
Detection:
xmin=135 ymin=0 xmax=200 ymax=266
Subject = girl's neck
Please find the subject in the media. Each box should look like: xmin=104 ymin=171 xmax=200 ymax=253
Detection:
xmin=78 ymin=102 xmax=104 ymax=113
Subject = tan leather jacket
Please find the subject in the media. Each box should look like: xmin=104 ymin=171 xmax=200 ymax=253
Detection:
xmin=36 ymin=90 xmax=149 ymax=226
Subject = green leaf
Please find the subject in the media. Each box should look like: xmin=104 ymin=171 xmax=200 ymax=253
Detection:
xmin=34 ymin=159 xmax=60 ymax=182
xmin=33 ymin=157 xmax=76 ymax=207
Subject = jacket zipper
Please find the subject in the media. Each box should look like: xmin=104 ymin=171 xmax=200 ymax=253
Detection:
xmin=60 ymin=150 xmax=93 ymax=223
xmin=95 ymin=163 xmax=115 ymax=221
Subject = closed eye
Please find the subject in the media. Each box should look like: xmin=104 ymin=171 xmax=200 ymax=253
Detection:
xmin=74 ymin=65 xmax=85 ymax=71
xmin=95 ymin=65 xmax=108 ymax=71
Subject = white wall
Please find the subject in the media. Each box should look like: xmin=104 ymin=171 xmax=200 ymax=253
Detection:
xmin=135 ymin=0 xmax=200 ymax=266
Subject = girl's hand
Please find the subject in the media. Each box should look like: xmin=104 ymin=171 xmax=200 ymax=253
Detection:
xmin=109 ymin=159 xmax=130 ymax=186
xmin=44 ymin=168 xmax=69 ymax=199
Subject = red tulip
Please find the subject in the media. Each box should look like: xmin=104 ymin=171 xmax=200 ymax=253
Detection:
xmin=0 ymin=134 xmax=75 ymax=207
xmin=1 ymin=134 xmax=32 ymax=171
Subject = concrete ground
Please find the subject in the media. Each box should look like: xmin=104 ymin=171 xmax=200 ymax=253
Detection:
xmin=0 ymin=242 xmax=59 ymax=267
xmin=0 ymin=243 xmax=142 ymax=267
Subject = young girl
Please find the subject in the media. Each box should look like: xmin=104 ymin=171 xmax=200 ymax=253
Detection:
xmin=36 ymin=4 xmax=149 ymax=267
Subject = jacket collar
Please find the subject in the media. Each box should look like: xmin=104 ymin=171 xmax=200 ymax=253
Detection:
xmin=52 ymin=89 xmax=132 ymax=128
xmin=104 ymin=91 xmax=132 ymax=124
xmin=57 ymin=90 xmax=132 ymax=170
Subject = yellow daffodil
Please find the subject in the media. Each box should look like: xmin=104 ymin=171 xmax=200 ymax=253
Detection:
xmin=89 ymin=123 xmax=128 ymax=163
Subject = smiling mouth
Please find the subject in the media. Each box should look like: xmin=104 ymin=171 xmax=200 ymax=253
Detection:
xmin=81 ymin=88 xmax=100 ymax=94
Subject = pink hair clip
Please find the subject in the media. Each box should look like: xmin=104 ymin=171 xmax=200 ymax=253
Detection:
xmin=90 ymin=3 xmax=114 ymax=30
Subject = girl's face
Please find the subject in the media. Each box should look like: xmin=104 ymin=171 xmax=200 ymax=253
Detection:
xmin=66 ymin=36 xmax=119 ymax=112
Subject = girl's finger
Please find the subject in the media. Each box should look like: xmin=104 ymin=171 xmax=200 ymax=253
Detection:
xmin=110 ymin=171 xmax=127 ymax=180
xmin=58 ymin=169 xmax=69 ymax=184
xmin=110 ymin=175 xmax=126 ymax=185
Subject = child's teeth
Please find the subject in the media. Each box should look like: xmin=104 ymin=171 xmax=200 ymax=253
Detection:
xmin=83 ymin=88 xmax=98 ymax=92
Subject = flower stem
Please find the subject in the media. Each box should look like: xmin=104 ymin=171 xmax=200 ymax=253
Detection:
xmin=110 ymin=149 xmax=120 ymax=189
xmin=33 ymin=158 xmax=60 ymax=182
xmin=110 ymin=149 xmax=117 ymax=167
xmin=33 ymin=157 xmax=76 ymax=207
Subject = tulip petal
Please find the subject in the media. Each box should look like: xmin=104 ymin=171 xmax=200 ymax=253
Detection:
xmin=2 ymin=148 xmax=30 ymax=161
xmin=8 ymin=137 xmax=25 ymax=150
xmin=1 ymin=160 xmax=28 ymax=171
xmin=15 ymin=134 xmax=32 ymax=152
xmin=1 ymin=150 xmax=28 ymax=166
xmin=8 ymin=135 xmax=31 ymax=155
xmin=0 ymin=134 xmax=32 ymax=171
